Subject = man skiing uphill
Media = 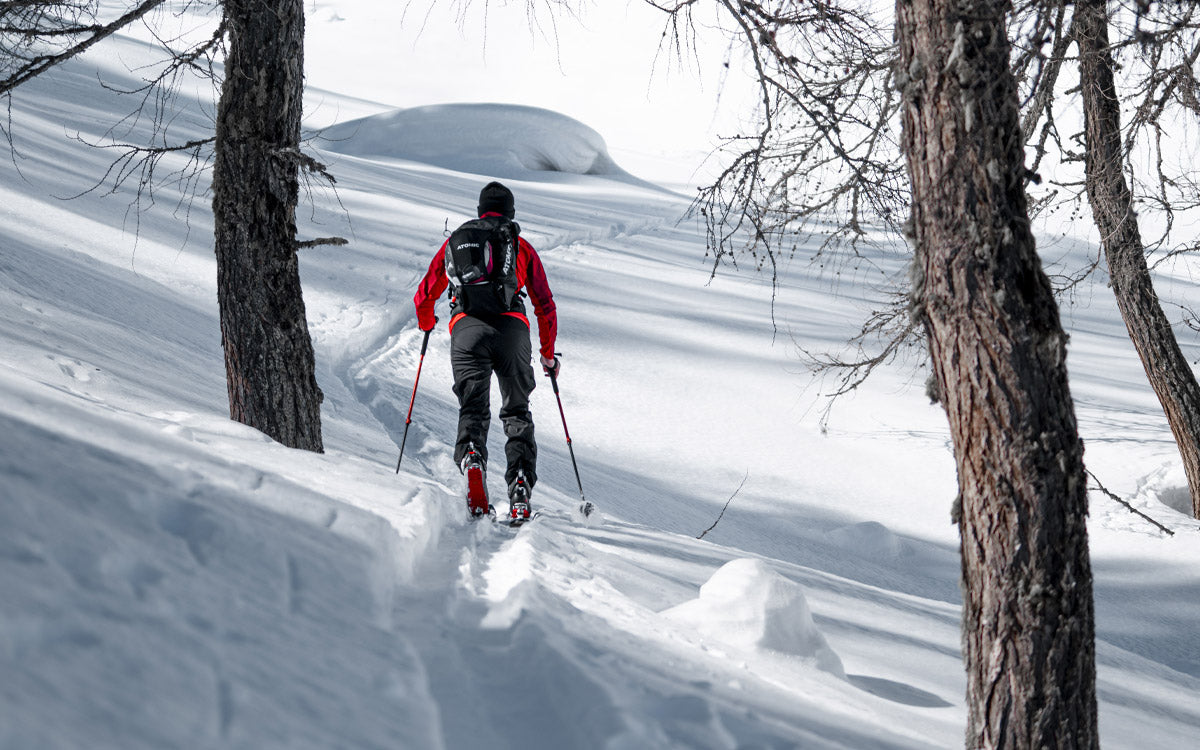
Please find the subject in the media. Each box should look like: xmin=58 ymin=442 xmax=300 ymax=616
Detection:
xmin=413 ymin=182 xmax=559 ymax=523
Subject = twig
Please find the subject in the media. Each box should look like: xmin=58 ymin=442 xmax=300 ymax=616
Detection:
xmin=1086 ymin=469 xmax=1175 ymax=536
xmin=698 ymin=471 xmax=749 ymax=540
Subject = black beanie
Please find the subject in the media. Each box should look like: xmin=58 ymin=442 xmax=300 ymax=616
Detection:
xmin=477 ymin=181 xmax=515 ymax=218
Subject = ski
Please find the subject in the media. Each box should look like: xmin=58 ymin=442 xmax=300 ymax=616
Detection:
xmin=498 ymin=508 xmax=541 ymax=528
xmin=479 ymin=499 xmax=596 ymax=526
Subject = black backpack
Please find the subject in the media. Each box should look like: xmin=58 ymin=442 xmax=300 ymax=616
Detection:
xmin=444 ymin=216 xmax=521 ymax=317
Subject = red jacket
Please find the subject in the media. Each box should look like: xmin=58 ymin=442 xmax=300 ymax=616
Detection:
xmin=413 ymin=214 xmax=558 ymax=360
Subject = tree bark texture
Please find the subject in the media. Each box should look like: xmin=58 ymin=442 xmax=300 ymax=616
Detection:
xmin=212 ymin=0 xmax=323 ymax=452
xmin=1074 ymin=0 xmax=1200 ymax=520
xmin=895 ymin=0 xmax=1099 ymax=747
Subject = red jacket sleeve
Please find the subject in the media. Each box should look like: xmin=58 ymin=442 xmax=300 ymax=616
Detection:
xmin=413 ymin=240 xmax=449 ymax=331
xmin=517 ymin=237 xmax=557 ymax=360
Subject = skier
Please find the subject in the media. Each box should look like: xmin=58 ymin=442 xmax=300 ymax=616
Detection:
xmin=413 ymin=182 xmax=559 ymax=522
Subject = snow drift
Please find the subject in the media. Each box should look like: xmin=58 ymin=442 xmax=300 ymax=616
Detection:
xmin=319 ymin=103 xmax=656 ymax=186
xmin=663 ymin=559 xmax=845 ymax=677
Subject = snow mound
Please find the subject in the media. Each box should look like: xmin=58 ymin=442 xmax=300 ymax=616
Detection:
xmin=318 ymin=103 xmax=647 ymax=184
xmin=829 ymin=521 xmax=907 ymax=562
xmin=663 ymin=559 xmax=844 ymax=677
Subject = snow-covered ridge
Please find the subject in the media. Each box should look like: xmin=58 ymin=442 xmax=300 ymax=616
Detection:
xmin=318 ymin=103 xmax=656 ymax=186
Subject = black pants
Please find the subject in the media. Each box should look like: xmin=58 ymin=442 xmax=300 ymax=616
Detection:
xmin=450 ymin=315 xmax=537 ymax=488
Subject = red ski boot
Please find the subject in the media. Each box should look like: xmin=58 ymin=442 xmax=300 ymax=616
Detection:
xmin=460 ymin=445 xmax=490 ymax=518
xmin=507 ymin=470 xmax=532 ymax=526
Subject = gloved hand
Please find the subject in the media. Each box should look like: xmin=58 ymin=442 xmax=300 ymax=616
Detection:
xmin=419 ymin=315 xmax=439 ymax=333
xmin=540 ymin=355 xmax=560 ymax=376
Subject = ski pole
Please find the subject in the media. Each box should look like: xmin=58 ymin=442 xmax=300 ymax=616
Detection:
xmin=396 ymin=328 xmax=432 ymax=473
xmin=546 ymin=363 xmax=589 ymax=506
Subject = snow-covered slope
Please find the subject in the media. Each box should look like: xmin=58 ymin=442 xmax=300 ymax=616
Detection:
xmin=2 ymin=15 xmax=1200 ymax=750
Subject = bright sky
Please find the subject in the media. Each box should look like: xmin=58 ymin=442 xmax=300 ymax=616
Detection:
xmin=303 ymin=0 xmax=761 ymax=187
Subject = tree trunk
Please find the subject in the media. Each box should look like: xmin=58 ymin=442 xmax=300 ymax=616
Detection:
xmin=212 ymin=0 xmax=323 ymax=452
xmin=1074 ymin=0 xmax=1200 ymax=519
xmin=895 ymin=0 xmax=1099 ymax=747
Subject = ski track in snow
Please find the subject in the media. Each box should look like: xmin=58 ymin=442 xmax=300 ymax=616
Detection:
xmin=326 ymin=206 xmax=954 ymax=748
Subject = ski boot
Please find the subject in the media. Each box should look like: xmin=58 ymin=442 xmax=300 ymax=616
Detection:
xmin=507 ymin=469 xmax=532 ymax=526
xmin=460 ymin=443 xmax=490 ymax=518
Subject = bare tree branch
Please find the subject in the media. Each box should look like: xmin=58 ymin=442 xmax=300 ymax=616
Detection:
xmin=0 ymin=0 xmax=170 ymax=95
xmin=297 ymin=237 xmax=349 ymax=249
xmin=1086 ymin=468 xmax=1175 ymax=536
xmin=697 ymin=471 xmax=748 ymax=540
xmin=648 ymin=0 xmax=903 ymax=287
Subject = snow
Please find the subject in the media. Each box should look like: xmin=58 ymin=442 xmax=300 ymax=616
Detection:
xmin=3 ymin=3 xmax=1200 ymax=749
xmin=319 ymin=103 xmax=655 ymax=187
xmin=662 ymin=559 xmax=846 ymax=677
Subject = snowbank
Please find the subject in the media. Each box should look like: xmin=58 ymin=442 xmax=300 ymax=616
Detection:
xmin=664 ymin=558 xmax=845 ymax=677
xmin=318 ymin=103 xmax=655 ymax=185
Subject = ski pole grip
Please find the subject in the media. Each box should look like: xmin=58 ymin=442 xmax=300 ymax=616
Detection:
xmin=419 ymin=328 xmax=431 ymax=355
xmin=544 ymin=352 xmax=562 ymax=392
